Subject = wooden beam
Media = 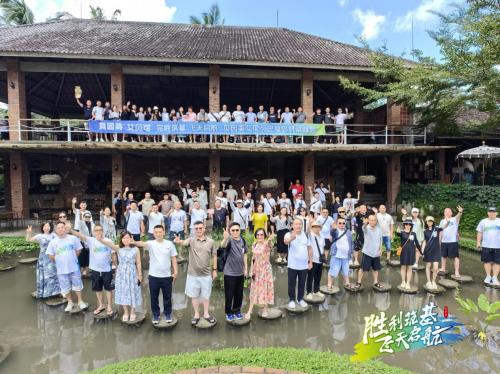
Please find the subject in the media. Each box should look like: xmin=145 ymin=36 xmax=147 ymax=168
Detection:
xmin=54 ymin=73 xmax=66 ymax=109
xmin=220 ymin=68 xmax=301 ymax=80
xmin=27 ymin=73 xmax=53 ymax=95
xmin=123 ymin=65 xmax=208 ymax=77
xmin=20 ymin=61 xmax=110 ymax=74
xmin=313 ymin=71 xmax=378 ymax=82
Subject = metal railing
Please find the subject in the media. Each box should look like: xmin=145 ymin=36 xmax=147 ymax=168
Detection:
xmin=3 ymin=119 xmax=427 ymax=145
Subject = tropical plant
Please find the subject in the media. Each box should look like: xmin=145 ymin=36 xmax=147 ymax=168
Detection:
xmin=0 ymin=0 xmax=34 ymax=25
xmin=89 ymin=5 xmax=121 ymax=21
xmin=455 ymin=292 xmax=500 ymax=343
xmin=189 ymin=2 xmax=224 ymax=25
xmin=340 ymin=0 xmax=500 ymax=134
xmin=46 ymin=11 xmax=75 ymax=21
xmin=0 ymin=236 xmax=38 ymax=255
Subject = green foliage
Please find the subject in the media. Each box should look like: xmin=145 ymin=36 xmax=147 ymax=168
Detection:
xmin=0 ymin=236 xmax=38 ymax=255
xmin=89 ymin=347 xmax=411 ymax=374
xmin=397 ymin=183 xmax=500 ymax=237
xmin=89 ymin=5 xmax=121 ymax=21
xmin=340 ymin=1 xmax=500 ymax=133
xmin=0 ymin=0 xmax=34 ymax=25
xmin=190 ymin=2 xmax=224 ymax=25
xmin=455 ymin=291 xmax=500 ymax=336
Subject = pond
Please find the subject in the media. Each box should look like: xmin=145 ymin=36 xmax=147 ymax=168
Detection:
xmin=0 ymin=249 xmax=498 ymax=374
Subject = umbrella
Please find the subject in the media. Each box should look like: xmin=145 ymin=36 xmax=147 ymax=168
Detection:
xmin=456 ymin=141 xmax=500 ymax=185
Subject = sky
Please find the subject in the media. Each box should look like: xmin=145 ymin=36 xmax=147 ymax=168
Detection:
xmin=24 ymin=0 xmax=464 ymax=59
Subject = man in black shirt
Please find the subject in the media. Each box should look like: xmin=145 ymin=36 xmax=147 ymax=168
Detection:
xmin=76 ymin=98 xmax=93 ymax=141
xmin=211 ymin=199 xmax=229 ymax=235
xmin=353 ymin=203 xmax=369 ymax=266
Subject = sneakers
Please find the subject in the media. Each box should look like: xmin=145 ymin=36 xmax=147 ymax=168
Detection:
xmin=305 ymin=293 xmax=313 ymax=301
xmin=64 ymin=302 xmax=74 ymax=312
xmin=165 ymin=314 xmax=173 ymax=323
xmin=425 ymin=282 xmax=433 ymax=289
xmin=226 ymin=314 xmax=235 ymax=322
xmin=492 ymin=277 xmax=499 ymax=286
xmin=234 ymin=312 xmax=243 ymax=320
xmin=399 ymin=282 xmax=405 ymax=289
xmin=299 ymin=300 xmax=308 ymax=308
xmin=288 ymin=301 xmax=296 ymax=309
xmin=412 ymin=263 xmax=419 ymax=269
xmin=484 ymin=275 xmax=492 ymax=284
xmin=405 ymin=282 xmax=411 ymax=290
xmin=276 ymin=257 xmax=282 ymax=263
xmin=78 ymin=301 xmax=89 ymax=310
xmin=152 ymin=316 xmax=160 ymax=325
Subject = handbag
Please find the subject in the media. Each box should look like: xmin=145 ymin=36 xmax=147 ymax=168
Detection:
xmin=314 ymin=236 xmax=326 ymax=264
xmin=396 ymin=236 xmax=411 ymax=256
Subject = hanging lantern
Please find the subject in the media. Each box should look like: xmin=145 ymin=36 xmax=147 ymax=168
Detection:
xmin=357 ymin=175 xmax=376 ymax=185
xmin=150 ymin=177 xmax=169 ymax=189
xmin=40 ymin=174 xmax=62 ymax=185
xmin=259 ymin=179 xmax=278 ymax=189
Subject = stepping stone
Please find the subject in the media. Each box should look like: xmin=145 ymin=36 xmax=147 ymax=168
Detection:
xmin=423 ymin=284 xmax=446 ymax=294
xmin=438 ymin=279 xmax=459 ymax=289
xmin=123 ymin=312 xmax=146 ymax=327
xmin=153 ymin=316 xmax=178 ymax=329
xmin=437 ymin=270 xmax=450 ymax=276
xmin=285 ymin=303 xmax=311 ymax=314
xmin=387 ymin=259 xmax=400 ymax=267
xmin=18 ymin=257 xmax=38 ymax=264
xmin=93 ymin=307 xmax=117 ymax=319
xmin=258 ymin=307 xmax=283 ymax=320
xmin=0 ymin=264 xmax=16 ymax=271
xmin=349 ymin=263 xmax=360 ymax=269
xmin=226 ymin=317 xmax=251 ymax=326
xmin=44 ymin=297 xmax=67 ymax=307
xmin=412 ymin=264 xmax=425 ymax=271
xmin=320 ymin=285 xmax=340 ymax=295
xmin=0 ymin=344 xmax=11 ymax=366
xmin=344 ymin=284 xmax=364 ymax=293
xmin=68 ymin=303 xmax=90 ymax=315
xmin=372 ymin=282 xmax=392 ymax=293
xmin=195 ymin=317 xmax=217 ymax=329
xmin=485 ymin=282 xmax=500 ymax=290
xmin=305 ymin=293 xmax=326 ymax=304
xmin=397 ymin=285 xmax=419 ymax=294
xmin=451 ymin=275 xmax=473 ymax=283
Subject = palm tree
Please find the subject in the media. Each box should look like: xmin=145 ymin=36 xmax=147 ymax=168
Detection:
xmin=190 ymin=2 xmax=224 ymax=26
xmin=0 ymin=0 xmax=34 ymax=25
xmin=89 ymin=5 xmax=121 ymax=21
xmin=47 ymin=11 xmax=75 ymax=21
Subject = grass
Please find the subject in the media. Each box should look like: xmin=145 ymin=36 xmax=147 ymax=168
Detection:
xmin=0 ymin=236 xmax=38 ymax=256
xmin=89 ymin=347 xmax=412 ymax=374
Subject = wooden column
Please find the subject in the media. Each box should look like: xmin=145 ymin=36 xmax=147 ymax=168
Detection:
xmin=9 ymin=152 xmax=29 ymax=217
xmin=111 ymin=153 xmax=124 ymax=196
xmin=110 ymin=63 xmax=124 ymax=108
xmin=355 ymin=158 xmax=365 ymax=196
xmin=6 ymin=58 xmax=27 ymax=141
xmin=209 ymin=153 xmax=220 ymax=208
xmin=209 ymin=65 xmax=220 ymax=113
xmin=438 ymin=149 xmax=446 ymax=181
xmin=302 ymin=153 xmax=315 ymax=202
xmin=301 ymin=69 xmax=313 ymax=121
xmin=386 ymin=154 xmax=401 ymax=214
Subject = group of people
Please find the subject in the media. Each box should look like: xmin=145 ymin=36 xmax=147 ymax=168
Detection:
xmin=27 ymin=177 xmax=499 ymax=326
xmin=77 ymin=98 xmax=353 ymax=144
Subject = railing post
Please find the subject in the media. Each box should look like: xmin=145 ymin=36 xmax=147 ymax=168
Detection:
xmin=66 ymin=121 xmax=71 ymax=142
xmin=343 ymin=125 xmax=347 ymax=144
xmin=385 ymin=126 xmax=388 ymax=145
xmin=424 ymin=127 xmax=427 ymax=145
xmin=17 ymin=119 xmax=21 ymax=141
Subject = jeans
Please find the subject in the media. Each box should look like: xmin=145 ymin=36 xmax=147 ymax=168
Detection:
xmin=223 ymin=275 xmax=244 ymax=315
xmin=288 ymin=268 xmax=307 ymax=302
xmin=306 ymin=262 xmax=323 ymax=293
xmin=149 ymin=275 xmax=173 ymax=318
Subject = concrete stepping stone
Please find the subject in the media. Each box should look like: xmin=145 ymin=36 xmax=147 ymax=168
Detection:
xmin=258 ymin=307 xmax=283 ymax=320
xmin=320 ymin=285 xmax=340 ymax=295
xmin=372 ymin=282 xmax=392 ymax=292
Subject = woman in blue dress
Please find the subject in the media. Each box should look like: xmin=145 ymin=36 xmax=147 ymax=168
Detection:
xmin=26 ymin=222 xmax=60 ymax=298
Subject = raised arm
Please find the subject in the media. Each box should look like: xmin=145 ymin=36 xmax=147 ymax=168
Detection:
xmin=173 ymin=234 xmax=190 ymax=247
xmin=455 ymin=205 xmax=464 ymax=223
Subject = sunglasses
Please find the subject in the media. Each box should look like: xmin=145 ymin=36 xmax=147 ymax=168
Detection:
xmin=404 ymin=223 xmax=412 ymax=226
xmin=337 ymin=222 xmax=346 ymax=225
xmin=230 ymin=229 xmax=240 ymax=232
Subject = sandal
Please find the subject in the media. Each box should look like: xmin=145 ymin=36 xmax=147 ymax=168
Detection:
xmin=373 ymin=283 xmax=383 ymax=290
xmin=93 ymin=306 xmax=106 ymax=315
xmin=204 ymin=315 xmax=216 ymax=324
xmin=129 ymin=314 xmax=136 ymax=322
xmin=122 ymin=315 xmax=129 ymax=322
xmin=106 ymin=308 xmax=114 ymax=316
xmin=191 ymin=317 xmax=200 ymax=326
xmin=437 ymin=270 xmax=446 ymax=276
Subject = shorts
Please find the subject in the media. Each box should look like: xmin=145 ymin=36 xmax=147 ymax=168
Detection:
xmin=441 ymin=242 xmax=459 ymax=258
xmin=481 ymin=247 xmax=500 ymax=264
xmin=58 ymin=270 xmax=84 ymax=295
xmin=169 ymin=230 xmax=185 ymax=241
xmin=382 ymin=236 xmax=391 ymax=252
xmin=361 ymin=253 xmax=382 ymax=272
xmin=185 ymin=274 xmax=212 ymax=299
xmin=131 ymin=234 xmax=141 ymax=242
xmin=329 ymin=257 xmax=349 ymax=278
xmin=91 ymin=270 xmax=114 ymax=292
xmin=336 ymin=125 xmax=344 ymax=133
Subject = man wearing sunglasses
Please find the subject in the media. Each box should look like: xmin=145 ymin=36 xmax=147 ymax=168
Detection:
xmin=220 ymin=223 xmax=248 ymax=322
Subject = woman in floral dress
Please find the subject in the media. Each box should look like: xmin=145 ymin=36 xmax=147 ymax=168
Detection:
xmin=245 ymin=229 xmax=274 ymax=319
xmin=26 ymin=223 xmax=60 ymax=298
xmin=111 ymin=231 xmax=142 ymax=322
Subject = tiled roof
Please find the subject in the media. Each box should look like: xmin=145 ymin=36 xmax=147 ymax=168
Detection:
xmin=0 ymin=19 xmax=374 ymax=69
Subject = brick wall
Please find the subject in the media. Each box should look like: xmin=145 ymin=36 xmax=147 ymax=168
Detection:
xmin=6 ymin=58 xmax=27 ymax=141
xmin=9 ymin=152 xmax=29 ymax=217
xmin=209 ymin=65 xmax=220 ymax=113
xmin=111 ymin=153 xmax=123 ymax=196
xmin=302 ymin=153 xmax=315 ymax=201
xmin=301 ymin=69 xmax=313 ymax=120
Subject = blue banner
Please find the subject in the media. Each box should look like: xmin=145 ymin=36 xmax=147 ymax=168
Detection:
xmin=88 ymin=120 xmax=326 ymax=136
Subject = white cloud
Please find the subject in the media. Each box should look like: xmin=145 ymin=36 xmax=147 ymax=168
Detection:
xmin=352 ymin=9 xmax=386 ymax=40
xmin=395 ymin=0 xmax=448 ymax=31
xmin=338 ymin=0 xmax=348 ymax=6
xmin=26 ymin=0 xmax=177 ymax=23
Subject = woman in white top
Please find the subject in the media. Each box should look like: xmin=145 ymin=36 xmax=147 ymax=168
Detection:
xmin=284 ymin=219 xmax=313 ymax=309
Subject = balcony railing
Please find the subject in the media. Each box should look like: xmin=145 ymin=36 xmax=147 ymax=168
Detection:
xmin=2 ymin=119 xmax=428 ymax=145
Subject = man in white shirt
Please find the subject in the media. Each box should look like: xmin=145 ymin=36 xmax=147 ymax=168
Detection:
xmin=134 ymin=225 xmax=178 ymax=324
xmin=335 ymin=107 xmax=353 ymax=144
xmin=439 ymin=205 xmax=463 ymax=278
xmin=218 ymin=104 xmax=231 ymax=144
xmin=125 ymin=201 xmax=145 ymax=241
xmin=342 ymin=190 xmax=360 ymax=215
xmin=317 ymin=208 xmax=335 ymax=259
xmin=189 ymin=201 xmax=208 ymax=237
xmin=178 ymin=181 xmax=194 ymax=210
xmin=168 ymin=201 xmax=188 ymax=241
xmin=314 ymin=182 xmax=330 ymax=208
xmin=223 ymin=183 xmax=238 ymax=202
xmin=229 ymin=199 xmax=249 ymax=232
xmin=260 ymin=192 xmax=276 ymax=217
xmin=477 ymin=207 xmax=500 ymax=286
xmin=293 ymin=193 xmax=307 ymax=215
xmin=376 ymin=205 xmax=394 ymax=261
xmin=148 ymin=204 xmax=164 ymax=240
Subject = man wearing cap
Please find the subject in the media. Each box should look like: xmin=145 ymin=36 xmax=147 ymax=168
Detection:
xmin=439 ymin=205 xmax=464 ymax=277
xmin=305 ymin=220 xmax=326 ymax=300
xmin=228 ymin=198 xmax=249 ymax=233
xmin=477 ymin=207 xmax=500 ymax=286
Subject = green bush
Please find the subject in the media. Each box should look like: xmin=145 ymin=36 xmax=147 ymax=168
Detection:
xmin=397 ymin=183 xmax=500 ymax=237
xmin=89 ymin=347 xmax=411 ymax=374
xmin=0 ymin=236 xmax=38 ymax=256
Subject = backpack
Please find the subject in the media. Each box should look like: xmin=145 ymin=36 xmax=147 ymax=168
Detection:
xmin=217 ymin=237 xmax=247 ymax=272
